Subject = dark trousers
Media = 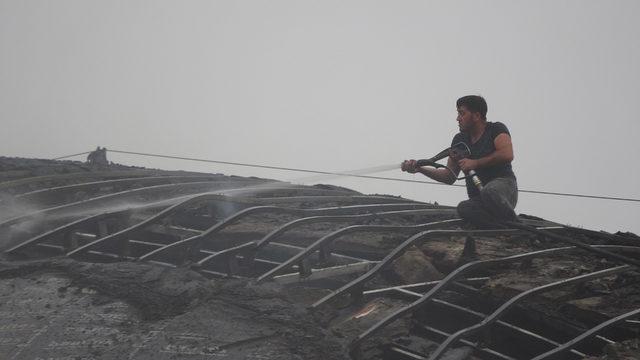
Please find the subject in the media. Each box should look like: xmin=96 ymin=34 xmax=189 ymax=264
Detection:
xmin=456 ymin=177 xmax=518 ymax=228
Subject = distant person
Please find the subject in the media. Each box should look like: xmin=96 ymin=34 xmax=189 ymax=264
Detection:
xmin=401 ymin=95 xmax=518 ymax=228
xmin=86 ymin=148 xmax=97 ymax=164
xmin=87 ymin=146 xmax=109 ymax=167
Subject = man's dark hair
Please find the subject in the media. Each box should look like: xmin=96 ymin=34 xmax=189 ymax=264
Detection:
xmin=456 ymin=95 xmax=487 ymax=119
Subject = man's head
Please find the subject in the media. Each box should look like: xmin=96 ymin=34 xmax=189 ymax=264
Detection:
xmin=456 ymin=95 xmax=487 ymax=132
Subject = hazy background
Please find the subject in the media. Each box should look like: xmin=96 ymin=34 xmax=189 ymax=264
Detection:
xmin=1 ymin=1 xmax=639 ymax=233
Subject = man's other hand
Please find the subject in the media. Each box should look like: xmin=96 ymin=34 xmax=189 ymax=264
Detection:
xmin=457 ymin=158 xmax=479 ymax=172
xmin=449 ymin=148 xmax=464 ymax=162
xmin=401 ymin=159 xmax=418 ymax=173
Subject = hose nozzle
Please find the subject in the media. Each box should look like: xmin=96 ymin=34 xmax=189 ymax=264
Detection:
xmin=468 ymin=170 xmax=483 ymax=190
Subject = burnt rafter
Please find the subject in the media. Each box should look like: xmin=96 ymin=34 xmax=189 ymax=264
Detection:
xmin=10 ymin=193 xmax=247 ymax=256
xmin=428 ymin=264 xmax=632 ymax=360
xmin=65 ymin=192 xmax=407 ymax=258
xmin=11 ymin=190 xmax=406 ymax=257
xmin=254 ymin=209 xmax=454 ymax=249
xmin=137 ymin=203 xmax=443 ymax=263
xmin=4 ymin=210 xmax=133 ymax=255
xmin=422 ymin=296 xmax=588 ymax=358
xmin=532 ymin=307 xmax=640 ymax=360
xmin=312 ymin=227 xmax=563 ymax=309
xmin=64 ymin=193 xmax=249 ymax=257
xmin=192 ymin=212 xmax=458 ymax=278
xmin=348 ymin=244 xmax=640 ymax=354
xmin=390 ymin=329 xmax=516 ymax=360
xmin=12 ymin=175 xmax=229 ymax=206
xmin=0 ymin=169 xmax=168 ymax=195
xmin=255 ymin=219 xmax=463 ymax=283
xmin=0 ymin=181 xmax=240 ymax=232
xmin=393 ymin=287 xmax=589 ymax=359
xmin=505 ymin=220 xmax=640 ymax=268
xmin=0 ymin=181 xmax=359 ymax=235
xmin=198 ymin=208 xmax=454 ymax=268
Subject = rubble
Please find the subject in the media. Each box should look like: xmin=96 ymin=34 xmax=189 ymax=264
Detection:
xmin=0 ymin=258 xmax=350 ymax=359
xmin=389 ymin=246 xmax=443 ymax=283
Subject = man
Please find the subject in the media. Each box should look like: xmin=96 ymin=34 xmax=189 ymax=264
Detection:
xmin=86 ymin=146 xmax=109 ymax=167
xmin=401 ymin=95 xmax=518 ymax=228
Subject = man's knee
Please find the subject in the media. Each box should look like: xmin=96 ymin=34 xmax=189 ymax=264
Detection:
xmin=457 ymin=198 xmax=499 ymax=229
xmin=480 ymin=186 xmax=517 ymax=221
xmin=456 ymin=199 xmax=475 ymax=219
xmin=457 ymin=198 xmax=487 ymax=222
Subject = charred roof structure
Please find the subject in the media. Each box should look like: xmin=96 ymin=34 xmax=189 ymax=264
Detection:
xmin=1 ymin=156 xmax=639 ymax=360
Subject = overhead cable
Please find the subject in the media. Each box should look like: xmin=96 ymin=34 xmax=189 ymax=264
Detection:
xmin=53 ymin=151 xmax=92 ymax=160
xmin=52 ymin=149 xmax=640 ymax=203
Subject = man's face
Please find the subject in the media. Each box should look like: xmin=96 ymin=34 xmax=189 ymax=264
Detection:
xmin=456 ymin=106 xmax=475 ymax=132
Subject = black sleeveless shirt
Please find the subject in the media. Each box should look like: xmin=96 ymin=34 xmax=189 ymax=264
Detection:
xmin=451 ymin=121 xmax=516 ymax=198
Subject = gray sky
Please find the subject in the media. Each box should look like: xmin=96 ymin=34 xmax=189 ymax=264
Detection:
xmin=2 ymin=1 xmax=639 ymax=233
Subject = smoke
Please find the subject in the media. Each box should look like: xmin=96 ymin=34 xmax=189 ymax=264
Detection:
xmin=0 ymin=182 xmax=297 ymax=250
xmin=0 ymin=195 xmax=190 ymax=251
xmin=0 ymin=166 xmax=400 ymax=251
xmin=0 ymin=198 xmax=44 ymax=222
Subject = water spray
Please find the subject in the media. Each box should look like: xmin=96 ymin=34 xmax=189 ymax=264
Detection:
xmin=288 ymin=164 xmax=400 ymax=186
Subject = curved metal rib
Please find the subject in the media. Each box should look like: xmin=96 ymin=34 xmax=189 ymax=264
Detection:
xmin=565 ymin=226 xmax=640 ymax=245
xmin=194 ymin=208 xmax=455 ymax=268
xmin=14 ymin=175 xmax=226 ymax=204
xmin=0 ymin=181 xmax=250 ymax=231
xmin=252 ymin=195 xmax=427 ymax=205
xmin=1 ymin=181 xmax=357 ymax=232
xmin=532 ymin=307 xmax=640 ymax=360
xmin=139 ymin=203 xmax=443 ymax=263
xmin=0 ymin=169 xmax=166 ymax=195
xmin=392 ymin=328 xmax=515 ymax=360
xmin=5 ymin=189 xmax=242 ymax=254
xmin=348 ymin=244 xmax=640 ymax=352
xmin=255 ymin=219 xmax=463 ymax=283
xmin=191 ymin=242 xmax=254 ymax=270
xmin=312 ymin=227 xmax=562 ymax=309
xmin=68 ymin=198 xmax=422 ymax=259
xmin=65 ymin=193 xmax=261 ymax=257
xmin=254 ymin=209 xmax=455 ymax=249
xmin=397 ymin=288 xmax=588 ymax=358
xmin=428 ymin=265 xmax=632 ymax=360
xmin=23 ymin=185 xmax=370 ymax=256
xmin=4 ymin=209 xmax=131 ymax=254
xmin=506 ymin=221 xmax=640 ymax=269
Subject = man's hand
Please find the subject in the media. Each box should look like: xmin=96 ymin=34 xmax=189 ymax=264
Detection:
xmin=448 ymin=148 xmax=463 ymax=162
xmin=401 ymin=159 xmax=418 ymax=173
xmin=457 ymin=158 xmax=479 ymax=172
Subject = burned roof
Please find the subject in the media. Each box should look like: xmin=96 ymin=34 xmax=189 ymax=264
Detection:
xmin=1 ymin=157 xmax=639 ymax=360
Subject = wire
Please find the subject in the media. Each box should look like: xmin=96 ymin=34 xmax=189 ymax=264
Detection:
xmin=53 ymin=149 xmax=640 ymax=203
xmin=513 ymin=189 xmax=639 ymax=202
xmin=107 ymin=149 xmax=456 ymax=187
xmin=53 ymin=151 xmax=92 ymax=160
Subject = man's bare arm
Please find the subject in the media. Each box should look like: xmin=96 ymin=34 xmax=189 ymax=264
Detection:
xmin=418 ymin=155 xmax=460 ymax=184
xmin=402 ymin=156 xmax=461 ymax=185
